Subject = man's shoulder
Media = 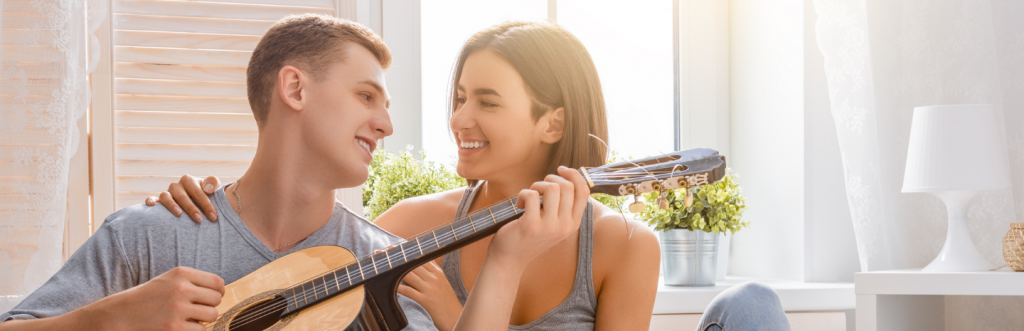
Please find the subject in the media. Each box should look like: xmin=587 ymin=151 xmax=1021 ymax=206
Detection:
xmin=331 ymin=202 xmax=403 ymax=256
xmin=101 ymin=203 xmax=205 ymax=240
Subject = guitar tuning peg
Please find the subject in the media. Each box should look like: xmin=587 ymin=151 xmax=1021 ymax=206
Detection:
xmin=628 ymin=194 xmax=645 ymax=213
xmin=658 ymin=197 xmax=670 ymax=210
xmin=684 ymin=187 xmax=694 ymax=207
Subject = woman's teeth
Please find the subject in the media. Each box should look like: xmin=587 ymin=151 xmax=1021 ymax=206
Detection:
xmin=461 ymin=141 xmax=489 ymax=149
xmin=357 ymin=139 xmax=371 ymax=153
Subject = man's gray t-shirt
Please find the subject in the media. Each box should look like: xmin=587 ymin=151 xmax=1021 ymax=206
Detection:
xmin=0 ymin=187 xmax=435 ymax=330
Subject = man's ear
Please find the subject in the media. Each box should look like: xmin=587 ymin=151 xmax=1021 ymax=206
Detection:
xmin=540 ymin=107 xmax=565 ymax=144
xmin=277 ymin=65 xmax=307 ymax=112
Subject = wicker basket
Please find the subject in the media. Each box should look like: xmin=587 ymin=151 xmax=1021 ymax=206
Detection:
xmin=1004 ymin=223 xmax=1024 ymax=271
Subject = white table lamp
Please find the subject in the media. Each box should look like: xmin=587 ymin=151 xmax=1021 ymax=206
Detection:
xmin=903 ymin=104 xmax=1011 ymax=272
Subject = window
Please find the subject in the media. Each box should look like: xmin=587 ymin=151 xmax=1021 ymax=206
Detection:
xmin=419 ymin=0 xmax=676 ymax=165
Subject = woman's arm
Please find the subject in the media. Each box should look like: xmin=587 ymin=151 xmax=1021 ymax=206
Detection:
xmin=591 ymin=212 xmax=661 ymax=330
xmin=144 ymin=175 xmax=221 ymax=223
xmin=454 ymin=167 xmax=590 ymax=331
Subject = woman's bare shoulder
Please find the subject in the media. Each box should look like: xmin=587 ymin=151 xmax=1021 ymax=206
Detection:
xmin=590 ymin=201 xmax=660 ymax=287
xmin=372 ymin=187 xmax=468 ymax=238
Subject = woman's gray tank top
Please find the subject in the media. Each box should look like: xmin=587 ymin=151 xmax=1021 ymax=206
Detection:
xmin=440 ymin=182 xmax=598 ymax=330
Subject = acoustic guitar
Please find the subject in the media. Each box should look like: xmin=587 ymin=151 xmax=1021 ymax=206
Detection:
xmin=203 ymin=148 xmax=726 ymax=331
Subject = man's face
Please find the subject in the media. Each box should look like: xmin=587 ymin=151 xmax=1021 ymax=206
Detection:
xmin=301 ymin=43 xmax=393 ymax=188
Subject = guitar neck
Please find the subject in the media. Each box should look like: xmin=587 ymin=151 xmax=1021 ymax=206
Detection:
xmin=282 ymin=196 xmax=525 ymax=316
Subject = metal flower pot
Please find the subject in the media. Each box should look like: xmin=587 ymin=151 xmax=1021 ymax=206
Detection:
xmin=661 ymin=229 xmax=719 ymax=286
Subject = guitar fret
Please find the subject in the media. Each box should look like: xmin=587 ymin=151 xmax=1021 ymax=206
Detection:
xmin=468 ymin=215 xmax=477 ymax=232
xmin=416 ymin=237 xmax=424 ymax=256
xmin=301 ymin=283 xmax=309 ymax=305
xmin=508 ymin=198 xmax=518 ymax=213
xmin=450 ymin=224 xmax=458 ymax=240
xmin=400 ymin=243 xmax=408 ymax=262
xmin=384 ymin=249 xmax=393 ymax=269
xmin=370 ymin=255 xmax=379 ymax=274
xmin=356 ymin=258 xmax=366 ymax=280
xmin=312 ymin=280 xmax=319 ymax=300
xmin=291 ymin=287 xmax=298 ymax=310
xmin=334 ymin=270 xmax=341 ymax=291
xmin=488 ymin=207 xmax=498 ymax=224
xmin=432 ymin=230 xmax=441 ymax=248
xmin=346 ymin=266 xmax=353 ymax=286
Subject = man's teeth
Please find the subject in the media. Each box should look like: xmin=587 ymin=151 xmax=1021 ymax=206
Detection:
xmin=357 ymin=139 xmax=371 ymax=152
xmin=461 ymin=141 xmax=488 ymax=149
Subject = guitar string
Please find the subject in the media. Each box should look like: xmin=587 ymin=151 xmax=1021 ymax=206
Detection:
xmin=225 ymin=207 xmax=522 ymax=328
xmin=222 ymin=168 xmax=705 ymax=327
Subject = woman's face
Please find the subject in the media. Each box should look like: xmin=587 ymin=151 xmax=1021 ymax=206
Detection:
xmin=451 ymin=49 xmax=561 ymax=182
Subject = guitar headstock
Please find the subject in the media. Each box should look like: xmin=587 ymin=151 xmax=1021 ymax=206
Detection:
xmin=579 ymin=148 xmax=726 ymax=212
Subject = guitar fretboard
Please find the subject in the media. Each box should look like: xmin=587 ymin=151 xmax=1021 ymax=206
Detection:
xmin=282 ymin=197 xmax=523 ymax=314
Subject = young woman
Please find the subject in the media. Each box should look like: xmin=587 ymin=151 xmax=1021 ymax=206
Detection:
xmin=151 ymin=21 xmax=661 ymax=330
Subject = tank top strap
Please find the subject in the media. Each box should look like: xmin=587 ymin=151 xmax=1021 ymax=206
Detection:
xmin=440 ymin=182 xmax=481 ymax=304
xmin=576 ymin=199 xmax=599 ymax=308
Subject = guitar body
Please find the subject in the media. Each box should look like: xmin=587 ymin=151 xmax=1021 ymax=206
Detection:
xmin=207 ymin=245 xmax=368 ymax=331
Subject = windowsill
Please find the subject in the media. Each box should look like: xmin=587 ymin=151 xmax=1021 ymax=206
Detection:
xmin=653 ymin=276 xmax=855 ymax=314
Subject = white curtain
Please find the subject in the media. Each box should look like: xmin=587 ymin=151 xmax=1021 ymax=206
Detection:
xmin=815 ymin=0 xmax=1024 ymax=326
xmin=0 ymin=0 xmax=101 ymax=311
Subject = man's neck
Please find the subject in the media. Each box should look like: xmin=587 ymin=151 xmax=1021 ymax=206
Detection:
xmin=226 ymin=129 xmax=338 ymax=251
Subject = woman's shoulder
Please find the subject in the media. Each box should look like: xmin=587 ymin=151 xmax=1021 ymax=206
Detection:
xmin=590 ymin=201 xmax=660 ymax=285
xmin=372 ymin=187 xmax=468 ymax=238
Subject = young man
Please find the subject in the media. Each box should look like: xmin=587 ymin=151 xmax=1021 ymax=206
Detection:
xmin=0 ymin=14 xmax=590 ymax=331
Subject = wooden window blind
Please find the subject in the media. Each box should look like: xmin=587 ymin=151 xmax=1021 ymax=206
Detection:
xmin=110 ymin=0 xmax=336 ymax=209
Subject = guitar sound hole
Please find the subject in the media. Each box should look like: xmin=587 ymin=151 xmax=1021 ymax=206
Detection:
xmin=228 ymin=296 xmax=287 ymax=331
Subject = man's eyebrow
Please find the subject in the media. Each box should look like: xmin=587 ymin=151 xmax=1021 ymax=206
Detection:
xmin=359 ymin=80 xmax=390 ymax=108
xmin=358 ymin=80 xmax=385 ymax=95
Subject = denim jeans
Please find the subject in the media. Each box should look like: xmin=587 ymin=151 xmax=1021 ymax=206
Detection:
xmin=696 ymin=282 xmax=791 ymax=331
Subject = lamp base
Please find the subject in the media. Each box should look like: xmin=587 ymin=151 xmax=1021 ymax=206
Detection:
xmin=921 ymin=191 xmax=995 ymax=272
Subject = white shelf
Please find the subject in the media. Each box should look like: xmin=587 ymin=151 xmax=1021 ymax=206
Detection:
xmin=653 ymin=277 xmax=855 ymax=314
xmin=854 ymin=268 xmax=1024 ymax=296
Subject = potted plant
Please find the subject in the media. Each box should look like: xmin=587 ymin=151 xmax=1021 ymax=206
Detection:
xmin=636 ymin=170 xmax=748 ymax=286
xmin=363 ymin=148 xmax=465 ymax=220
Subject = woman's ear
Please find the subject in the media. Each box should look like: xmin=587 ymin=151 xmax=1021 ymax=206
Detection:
xmin=277 ymin=65 xmax=307 ymax=112
xmin=540 ymin=107 xmax=565 ymax=144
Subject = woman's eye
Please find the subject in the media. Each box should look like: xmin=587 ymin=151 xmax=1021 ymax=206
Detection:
xmin=360 ymin=93 xmax=371 ymax=101
xmin=455 ymin=97 xmax=466 ymax=104
xmin=480 ymin=101 xmax=497 ymax=108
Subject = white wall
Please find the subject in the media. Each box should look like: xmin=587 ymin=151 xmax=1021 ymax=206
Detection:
xmin=727 ymin=0 xmax=860 ymax=282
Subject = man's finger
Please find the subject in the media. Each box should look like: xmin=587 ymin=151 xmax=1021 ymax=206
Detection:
xmin=159 ymin=191 xmax=183 ymax=217
xmin=187 ymin=286 xmax=223 ymax=307
xmin=182 ymin=176 xmax=217 ymax=222
xmin=186 ymin=269 xmax=226 ymax=295
xmin=184 ymin=304 xmax=220 ymax=324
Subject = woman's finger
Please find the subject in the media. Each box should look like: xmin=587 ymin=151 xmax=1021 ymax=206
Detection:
xmin=145 ymin=196 xmax=158 ymax=207
xmin=201 ymin=176 xmax=221 ymax=194
xmin=169 ymin=182 xmax=203 ymax=223
xmin=158 ymin=191 xmax=183 ymax=217
xmin=558 ymin=166 xmax=591 ymax=225
xmin=517 ymin=189 xmax=542 ymax=229
xmin=397 ymin=284 xmax=421 ymax=302
xmin=545 ymin=174 xmax=575 ymax=224
xmin=181 ymin=175 xmax=217 ymax=222
xmin=531 ymin=181 xmax=560 ymax=221
xmin=402 ymin=267 xmax=427 ymax=289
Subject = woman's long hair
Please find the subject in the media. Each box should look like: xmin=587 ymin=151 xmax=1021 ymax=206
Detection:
xmin=449 ymin=21 xmax=609 ymax=177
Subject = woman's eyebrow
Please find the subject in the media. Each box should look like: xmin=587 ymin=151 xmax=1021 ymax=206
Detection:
xmin=473 ymin=88 xmax=500 ymax=97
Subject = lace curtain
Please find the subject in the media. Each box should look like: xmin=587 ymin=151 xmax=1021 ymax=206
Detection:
xmin=815 ymin=0 xmax=1024 ymax=326
xmin=0 ymin=0 xmax=101 ymax=311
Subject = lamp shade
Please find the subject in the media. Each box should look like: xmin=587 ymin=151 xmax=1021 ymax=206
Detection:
xmin=902 ymin=104 xmax=1011 ymax=192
